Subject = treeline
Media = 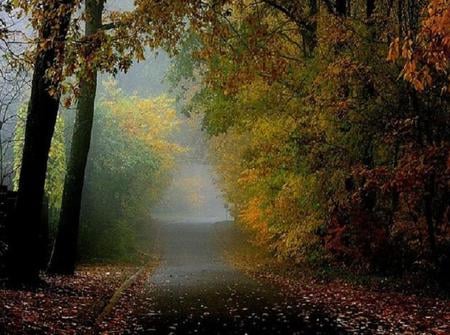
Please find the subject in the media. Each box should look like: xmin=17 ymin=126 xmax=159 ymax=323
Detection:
xmin=171 ymin=0 xmax=449 ymax=280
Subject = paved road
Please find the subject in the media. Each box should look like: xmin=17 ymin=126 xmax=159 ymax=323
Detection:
xmin=142 ymin=221 xmax=345 ymax=334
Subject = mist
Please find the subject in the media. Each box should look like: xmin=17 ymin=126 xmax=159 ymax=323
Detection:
xmin=95 ymin=50 xmax=231 ymax=226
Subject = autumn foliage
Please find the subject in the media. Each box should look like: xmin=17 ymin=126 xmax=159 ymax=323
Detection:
xmin=172 ymin=0 xmax=450 ymax=279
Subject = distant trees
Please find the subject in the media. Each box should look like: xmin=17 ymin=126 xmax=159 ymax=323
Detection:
xmin=49 ymin=0 xmax=206 ymax=274
xmin=0 ymin=2 xmax=29 ymax=187
xmin=0 ymin=68 xmax=27 ymax=187
xmin=78 ymin=82 xmax=181 ymax=261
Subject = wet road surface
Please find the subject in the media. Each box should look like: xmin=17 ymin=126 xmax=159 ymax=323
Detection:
xmin=142 ymin=221 xmax=346 ymax=334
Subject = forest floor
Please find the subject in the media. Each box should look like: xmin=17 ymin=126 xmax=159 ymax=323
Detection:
xmin=0 ymin=262 xmax=158 ymax=334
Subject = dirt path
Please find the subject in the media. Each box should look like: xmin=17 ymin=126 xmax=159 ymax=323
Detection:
xmin=139 ymin=221 xmax=345 ymax=334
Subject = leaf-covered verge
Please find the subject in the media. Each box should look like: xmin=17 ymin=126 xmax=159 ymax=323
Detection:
xmin=96 ymin=265 xmax=158 ymax=334
xmin=0 ymin=264 xmax=149 ymax=334
xmin=222 ymin=224 xmax=450 ymax=335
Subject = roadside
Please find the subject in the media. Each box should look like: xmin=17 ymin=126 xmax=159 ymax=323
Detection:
xmin=96 ymin=261 xmax=158 ymax=334
xmin=219 ymin=223 xmax=450 ymax=334
xmin=0 ymin=261 xmax=158 ymax=335
xmin=2 ymin=221 xmax=448 ymax=334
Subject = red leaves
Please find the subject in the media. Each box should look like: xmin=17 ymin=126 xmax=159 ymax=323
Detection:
xmin=0 ymin=265 xmax=137 ymax=334
xmin=325 ymin=142 xmax=450 ymax=272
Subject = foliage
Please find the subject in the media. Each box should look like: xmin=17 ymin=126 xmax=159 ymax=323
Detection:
xmin=79 ymin=81 xmax=182 ymax=260
xmin=7 ymin=0 xmax=216 ymax=104
xmin=174 ymin=0 xmax=450 ymax=278
xmin=388 ymin=0 xmax=450 ymax=93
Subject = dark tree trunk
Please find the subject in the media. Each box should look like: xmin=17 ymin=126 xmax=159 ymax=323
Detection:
xmin=263 ymin=0 xmax=318 ymax=57
xmin=336 ymin=0 xmax=347 ymax=16
xmin=366 ymin=0 xmax=375 ymax=19
xmin=7 ymin=0 xmax=73 ymax=285
xmin=39 ymin=196 xmax=50 ymax=269
xmin=49 ymin=0 xmax=104 ymax=275
xmin=424 ymin=174 xmax=438 ymax=265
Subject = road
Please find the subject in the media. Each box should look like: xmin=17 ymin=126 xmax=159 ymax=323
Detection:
xmin=142 ymin=221 xmax=346 ymax=334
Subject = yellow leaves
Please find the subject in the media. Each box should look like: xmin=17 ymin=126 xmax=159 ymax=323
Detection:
xmin=239 ymin=196 xmax=271 ymax=244
xmin=103 ymin=86 xmax=177 ymax=141
xmin=209 ymin=111 xmax=322 ymax=255
xmin=238 ymin=169 xmax=259 ymax=186
xmin=100 ymin=79 xmax=183 ymax=171
xmin=237 ymin=78 xmax=269 ymax=105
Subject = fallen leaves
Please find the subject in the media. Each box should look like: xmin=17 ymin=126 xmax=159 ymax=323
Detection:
xmin=229 ymin=249 xmax=450 ymax=334
xmin=97 ymin=262 xmax=159 ymax=334
xmin=0 ymin=265 xmax=138 ymax=334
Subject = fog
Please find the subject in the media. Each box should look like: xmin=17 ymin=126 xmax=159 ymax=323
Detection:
xmin=104 ymin=50 xmax=231 ymax=224
xmin=151 ymin=162 xmax=229 ymax=224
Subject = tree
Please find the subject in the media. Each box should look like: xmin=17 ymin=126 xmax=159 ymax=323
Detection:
xmin=7 ymin=0 xmax=75 ymax=285
xmin=14 ymin=106 xmax=67 ymax=268
xmin=49 ymin=0 xmax=105 ymax=275
xmin=0 ymin=3 xmax=29 ymax=187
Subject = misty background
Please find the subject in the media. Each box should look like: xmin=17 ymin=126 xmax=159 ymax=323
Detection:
xmin=111 ymin=51 xmax=229 ymax=224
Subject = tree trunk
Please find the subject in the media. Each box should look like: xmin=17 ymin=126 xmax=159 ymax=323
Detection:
xmin=336 ymin=0 xmax=347 ymax=16
xmin=302 ymin=0 xmax=318 ymax=57
xmin=7 ymin=0 xmax=73 ymax=285
xmin=264 ymin=0 xmax=318 ymax=57
xmin=424 ymin=174 xmax=438 ymax=266
xmin=49 ymin=0 xmax=103 ymax=275
xmin=366 ymin=0 xmax=375 ymax=19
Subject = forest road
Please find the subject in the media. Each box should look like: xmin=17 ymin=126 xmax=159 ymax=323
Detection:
xmin=139 ymin=221 xmax=346 ymax=334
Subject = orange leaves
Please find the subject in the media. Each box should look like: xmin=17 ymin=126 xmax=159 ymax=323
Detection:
xmin=239 ymin=196 xmax=271 ymax=244
xmin=183 ymin=0 xmax=449 ymax=274
xmin=388 ymin=0 xmax=450 ymax=93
